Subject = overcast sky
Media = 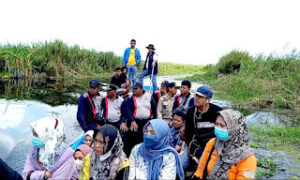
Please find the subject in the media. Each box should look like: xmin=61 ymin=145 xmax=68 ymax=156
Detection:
xmin=1 ymin=0 xmax=300 ymax=65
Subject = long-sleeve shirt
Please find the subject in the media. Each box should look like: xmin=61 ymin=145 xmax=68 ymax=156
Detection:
xmin=194 ymin=138 xmax=257 ymax=180
xmin=22 ymin=148 xmax=75 ymax=180
xmin=77 ymin=92 xmax=102 ymax=132
xmin=128 ymin=144 xmax=176 ymax=180
xmin=185 ymin=104 xmax=222 ymax=158
xmin=122 ymin=48 xmax=141 ymax=65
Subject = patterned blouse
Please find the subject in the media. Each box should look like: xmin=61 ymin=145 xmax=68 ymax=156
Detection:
xmin=128 ymin=144 xmax=177 ymax=180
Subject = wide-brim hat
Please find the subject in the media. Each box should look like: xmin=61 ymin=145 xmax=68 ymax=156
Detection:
xmin=146 ymin=44 xmax=156 ymax=50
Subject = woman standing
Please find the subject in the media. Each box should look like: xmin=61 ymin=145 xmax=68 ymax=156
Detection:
xmin=129 ymin=119 xmax=184 ymax=180
xmin=193 ymin=109 xmax=257 ymax=179
xmin=80 ymin=125 xmax=129 ymax=180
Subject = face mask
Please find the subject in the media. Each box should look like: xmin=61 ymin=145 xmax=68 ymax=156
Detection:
xmin=75 ymin=159 xmax=83 ymax=168
xmin=143 ymin=134 xmax=159 ymax=148
xmin=32 ymin=136 xmax=45 ymax=148
xmin=214 ymin=126 xmax=229 ymax=141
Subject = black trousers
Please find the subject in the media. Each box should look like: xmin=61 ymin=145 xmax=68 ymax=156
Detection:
xmin=124 ymin=119 xmax=149 ymax=156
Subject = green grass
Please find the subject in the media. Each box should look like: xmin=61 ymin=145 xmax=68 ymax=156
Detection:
xmin=186 ymin=50 xmax=300 ymax=115
xmin=137 ymin=60 xmax=204 ymax=75
xmin=0 ymin=40 xmax=122 ymax=78
xmin=250 ymin=124 xmax=300 ymax=163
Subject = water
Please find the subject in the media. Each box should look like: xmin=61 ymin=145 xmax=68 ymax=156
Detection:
xmin=0 ymin=75 xmax=299 ymax=179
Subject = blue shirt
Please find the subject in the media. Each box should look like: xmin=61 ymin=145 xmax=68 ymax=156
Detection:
xmin=169 ymin=126 xmax=183 ymax=148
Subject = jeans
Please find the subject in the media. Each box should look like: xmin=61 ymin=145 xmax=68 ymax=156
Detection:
xmin=126 ymin=65 xmax=138 ymax=86
xmin=179 ymin=148 xmax=190 ymax=170
xmin=139 ymin=69 xmax=158 ymax=91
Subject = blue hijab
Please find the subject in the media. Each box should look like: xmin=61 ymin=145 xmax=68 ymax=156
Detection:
xmin=138 ymin=119 xmax=184 ymax=180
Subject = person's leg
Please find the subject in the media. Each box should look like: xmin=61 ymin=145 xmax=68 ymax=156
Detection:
xmin=150 ymin=74 xmax=158 ymax=91
xmin=131 ymin=66 xmax=138 ymax=86
xmin=138 ymin=69 xmax=149 ymax=86
xmin=127 ymin=66 xmax=132 ymax=84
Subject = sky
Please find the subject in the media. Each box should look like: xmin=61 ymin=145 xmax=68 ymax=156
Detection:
xmin=1 ymin=0 xmax=300 ymax=65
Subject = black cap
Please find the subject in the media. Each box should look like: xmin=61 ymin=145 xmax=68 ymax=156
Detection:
xmin=89 ymin=80 xmax=100 ymax=88
xmin=133 ymin=82 xmax=143 ymax=89
xmin=107 ymin=84 xmax=118 ymax=91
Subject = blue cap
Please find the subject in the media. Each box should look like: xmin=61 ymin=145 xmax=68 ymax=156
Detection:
xmin=89 ymin=80 xmax=100 ymax=88
xmin=133 ymin=82 xmax=143 ymax=89
xmin=194 ymin=85 xmax=213 ymax=98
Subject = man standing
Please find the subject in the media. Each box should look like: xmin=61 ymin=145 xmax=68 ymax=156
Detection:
xmin=139 ymin=44 xmax=159 ymax=91
xmin=122 ymin=39 xmax=141 ymax=86
xmin=173 ymin=80 xmax=194 ymax=113
xmin=185 ymin=85 xmax=222 ymax=166
xmin=77 ymin=80 xmax=103 ymax=132
xmin=157 ymin=82 xmax=178 ymax=123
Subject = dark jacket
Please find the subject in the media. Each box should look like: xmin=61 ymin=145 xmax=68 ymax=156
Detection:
xmin=143 ymin=52 xmax=158 ymax=75
xmin=185 ymin=104 xmax=222 ymax=158
xmin=77 ymin=92 xmax=102 ymax=132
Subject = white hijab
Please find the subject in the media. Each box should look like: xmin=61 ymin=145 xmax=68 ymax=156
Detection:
xmin=30 ymin=117 xmax=67 ymax=170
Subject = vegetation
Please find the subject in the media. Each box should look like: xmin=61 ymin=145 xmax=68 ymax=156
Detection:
xmin=0 ymin=40 xmax=122 ymax=78
xmin=137 ymin=60 xmax=203 ymax=75
xmin=186 ymin=50 xmax=300 ymax=115
xmin=256 ymin=158 xmax=278 ymax=179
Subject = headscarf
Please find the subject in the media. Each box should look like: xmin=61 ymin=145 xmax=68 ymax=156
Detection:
xmin=30 ymin=117 xmax=68 ymax=171
xmin=89 ymin=125 xmax=126 ymax=180
xmin=76 ymin=144 xmax=92 ymax=156
xmin=85 ymin=130 xmax=94 ymax=138
xmin=138 ymin=119 xmax=184 ymax=180
xmin=209 ymin=109 xmax=254 ymax=179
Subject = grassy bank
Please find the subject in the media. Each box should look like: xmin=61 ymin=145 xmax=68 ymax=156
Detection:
xmin=0 ymin=40 xmax=203 ymax=79
xmin=0 ymin=40 xmax=122 ymax=78
xmin=137 ymin=60 xmax=203 ymax=75
xmin=186 ymin=50 xmax=300 ymax=118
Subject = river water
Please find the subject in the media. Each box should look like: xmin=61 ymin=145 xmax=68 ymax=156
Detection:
xmin=0 ymin=75 xmax=299 ymax=179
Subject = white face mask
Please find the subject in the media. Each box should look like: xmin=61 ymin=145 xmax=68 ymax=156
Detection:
xmin=75 ymin=159 xmax=83 ymax=168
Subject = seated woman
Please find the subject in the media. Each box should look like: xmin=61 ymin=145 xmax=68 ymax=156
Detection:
xmin=80 ymin=124 xmax=129 ymax=180
xmin=22 ymin=117 xmax=76 ymax=180
xmin=128 ymin=119 xmax=184 ymax=180
xmin=73 ymin=144 xmax=93 ymax=178
xmin=83 ymin=130 xmax=94 ymax=146
xmin=193 ymin=109 xmax=257 ymax=180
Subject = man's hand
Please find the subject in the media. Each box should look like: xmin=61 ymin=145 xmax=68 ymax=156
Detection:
xmin=130 ymin=121 xmax=138 ymax=132
xmin=120 ymin=122 xmax=128 ymax=132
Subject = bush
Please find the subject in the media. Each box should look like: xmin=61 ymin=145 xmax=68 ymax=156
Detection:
xmin=217 ymin=50 xmax=253 ymax=74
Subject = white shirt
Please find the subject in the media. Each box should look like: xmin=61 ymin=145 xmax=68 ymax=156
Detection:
xmin=128 ymin=144 xmax=177 ymax=180
xmin=146 ymin=53 xmax=159 ymax=70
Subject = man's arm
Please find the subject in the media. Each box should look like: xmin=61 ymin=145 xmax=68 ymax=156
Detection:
xmin=122 ymin=48 xmax=129 ymax=65
xmin=77 ymin=95 xmax=89 ymax=132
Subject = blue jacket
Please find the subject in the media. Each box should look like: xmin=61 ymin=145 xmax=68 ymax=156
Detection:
xmin=122 ymin=48 xmax=142 ymax=65
xmin=143 ymin=52 xmax=158 ymax=75
xmin=76 ymin=92 xmax=102 ymax=132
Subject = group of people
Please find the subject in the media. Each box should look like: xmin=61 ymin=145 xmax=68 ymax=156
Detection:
xmin=0 ymin=39 xmax=257 ymax=180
